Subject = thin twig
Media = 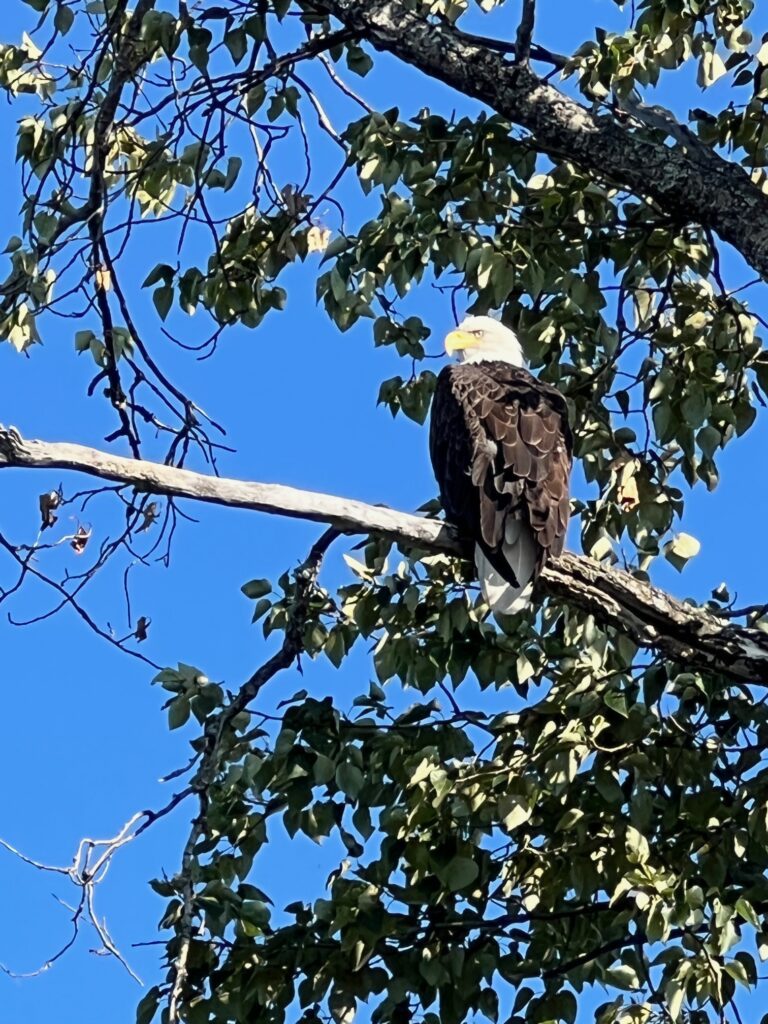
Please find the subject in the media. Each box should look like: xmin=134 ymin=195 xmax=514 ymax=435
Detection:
xmin=515 ymin=0 xmax=536 ymax=66
xmin=0 ymin=789 xmax=190 ymax=982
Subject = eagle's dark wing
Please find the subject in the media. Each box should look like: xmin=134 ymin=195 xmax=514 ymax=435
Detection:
xmin=429 ymin=361 xmax=571 ymax=582
xmin=429 ymin=366 xmax=485 ymax=536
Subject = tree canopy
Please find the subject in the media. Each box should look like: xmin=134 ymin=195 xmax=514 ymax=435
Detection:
xmin=1 ymin=1 xmax=768 ymax=1023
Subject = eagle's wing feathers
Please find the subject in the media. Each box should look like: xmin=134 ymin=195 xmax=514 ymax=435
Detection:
xmin=506 ymin=391 xmax=571 ymax=561
xmin=430 ymin=362 xmax=571 ymax=612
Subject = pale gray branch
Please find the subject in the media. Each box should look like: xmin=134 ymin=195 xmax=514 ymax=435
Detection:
xmin=1 ymin=426 xmax=767 ymax=685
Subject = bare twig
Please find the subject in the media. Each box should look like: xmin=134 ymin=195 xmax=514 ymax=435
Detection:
xmin=0 ymin=529 xmax=162 ymax=669
xmin=0 ymin=789 xmax=190 ymax=982
xmin=515 ymin=0 xmax=536 ymax=66
xmin=318 ymin=51 xmax=374 ymax=111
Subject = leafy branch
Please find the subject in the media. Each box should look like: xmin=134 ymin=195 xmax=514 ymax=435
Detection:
xmin=316 ymin=0 xmax=768 ymax=281
xmin=166 ymin=527 xmax=339 ymax=1022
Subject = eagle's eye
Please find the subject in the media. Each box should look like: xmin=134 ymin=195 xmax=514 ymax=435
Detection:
xmin=472 ymin=329 xmax=484 ymax=337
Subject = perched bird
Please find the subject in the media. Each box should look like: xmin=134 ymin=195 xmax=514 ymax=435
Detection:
xmin=429 ymin=315 xmax=572 ymax=614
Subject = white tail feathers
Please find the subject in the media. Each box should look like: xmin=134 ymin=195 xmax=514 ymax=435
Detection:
xmin=475 ymin=518 xmax=537 ymax=615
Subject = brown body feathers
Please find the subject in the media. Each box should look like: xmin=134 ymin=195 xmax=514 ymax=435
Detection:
xmin=429 ymin=361 xmax=572 ymax=588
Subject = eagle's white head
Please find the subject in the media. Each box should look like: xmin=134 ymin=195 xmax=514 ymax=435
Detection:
xmin=444 ymin=315 xmax=526 ymax=367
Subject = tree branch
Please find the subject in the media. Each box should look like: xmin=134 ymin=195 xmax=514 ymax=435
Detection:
xmin=515 ymin=0 xmax=536 ymax=66
xmin=314 ymin=0 xmax=768 ymax=282
xmin=37 ymin=0 xmax=156 ymax=258
xmin=167 ymin=527 xmax=338 ymax=1022
xmin=0 ymin=426 xmax=765 ymax=683
xmin=459 ymin=32 xmax=566 ymax=69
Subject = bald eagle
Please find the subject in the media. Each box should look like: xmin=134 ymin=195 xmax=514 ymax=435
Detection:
xmin=429 ymin=316 xmax=572 ymax=614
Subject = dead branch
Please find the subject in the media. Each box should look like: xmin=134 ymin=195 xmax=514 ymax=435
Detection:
xmin=0 ymin=788 xmax=190 ymax=983
xmin=0 ymin=426 xmax=766 ymax=685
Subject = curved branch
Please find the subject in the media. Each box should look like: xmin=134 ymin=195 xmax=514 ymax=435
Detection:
xmin=0 ymin=426 xmax=765 ymax=684
xmin=315 ymin=0 xmax=768 ymax=281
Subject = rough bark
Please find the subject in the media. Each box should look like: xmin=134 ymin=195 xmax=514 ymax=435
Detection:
xmin=315 ymin=0 xmax=768 ymax=281
xmin=1 ymin=426 xmax=766 ymax=686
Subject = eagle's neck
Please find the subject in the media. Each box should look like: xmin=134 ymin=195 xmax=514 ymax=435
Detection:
xmin=460 ymin=347 xmax=527 ymax=368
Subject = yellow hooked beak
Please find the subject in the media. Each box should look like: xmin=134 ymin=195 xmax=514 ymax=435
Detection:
xmin=444 ymin=329 xmax=481 ymax=355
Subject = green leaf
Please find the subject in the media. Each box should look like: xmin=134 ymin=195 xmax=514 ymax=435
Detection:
xmin=241 ymin=578 xmax=271 ymax=598
xmin=697 ymin=424 xmax=721 ymax=459
xmin=324 ymin=628 xmax=348 ymax=668
xmin=664 ymin=532 xmax=701 ymax=572
xmin=243 ymin=83 xmax=265 ymax=115
xmin=224 ymin=27 xmax=247 ymax=64
xmin=142 ymin=263 xmax=174 ymax=288
xmin=251 ymin=597 xmax=271 ymax=623
xmin=625 ymin=825 xmax=650 ymax=865
xmin=168 ymin=696 xmax=190 ymax=730
xmin=329 ymin=989 xmax=356 ymax=1024
xmin=556 ymin=807 xmax=585 ymax=831
xmin=605 ymin=964 xmax=640 ymax=990
xmin=224 ymin=156 xmax=242 ymax=191
xmin=136 ymin=986 xmax=161 ymax=1024
xmin=335 ymin=762 xmax=363 ymax=800
xmin=439 ymin=856 xmax=479 ymax=892
xmin=736 ymin=897 xmax=759 ymax=928
xmin=478 ymin=989 xmax=498 ymax=1023
xmin=74 ymin=329 xmax=96 ymax=353
xmin=664 ymin=960 xmax=691 ymax=1020
xmin=313 ymin=754 xmax=336 ymax=785
xmin=724 ymin=958 xmax=749 ymax=987
xmin=346 ymin=43 xmax=373 ymax=77
xmin=604 ymin=690 xmax=629 ymax=718
xmin=652 ymin=402 xmax=676 ymax=444
xmin=54 ymin=3 xmax=74 ymax=34
xmin=698 ymin=50 xmax=727 ymax=87
xmin=267 ymin=94 xmax=284 ymax=122
xmin=240 ymin=899 xmax=270 ymax=927
xmin=498 ymin=794 xmax=531 ymax=831
xmin=188 ymin=26 xmax=213 ymax=71
xmin=153 ymin=285 xmax=174 ymax=321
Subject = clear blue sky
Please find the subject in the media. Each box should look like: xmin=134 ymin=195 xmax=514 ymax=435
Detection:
xmin=0 ymin=1 xmax=767 ymax=1022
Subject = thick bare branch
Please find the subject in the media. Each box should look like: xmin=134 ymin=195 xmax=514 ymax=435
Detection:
xmin=314 ymin=0 xmax=768 ymax=281
xmin=0 ymin=427 xmax=765 ymax=683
